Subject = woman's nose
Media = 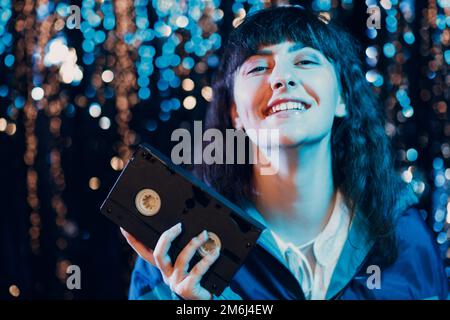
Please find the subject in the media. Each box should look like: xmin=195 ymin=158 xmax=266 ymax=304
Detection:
xmin=271 ymin=79 xmax=297 ymax=91
xmin=269 ymin=62 xmax=300 ymax=91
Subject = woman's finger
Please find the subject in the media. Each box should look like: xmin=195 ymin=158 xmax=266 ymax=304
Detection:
xmin=120 ymin=228 xmax=156 ymax=265
xmin=174 ymin=230 xmax=209 ymax=274
xmin=153 ymin=222 xmax=183 ymax=277
xmin=188 ymin=247 xmax=220 ymax=282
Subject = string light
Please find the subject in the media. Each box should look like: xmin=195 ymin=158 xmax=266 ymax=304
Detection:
xmin=0 ymin=0 xmax=12 ymax=58
xmin=89 ymin=177 xmax=101 ymax=190
xmin=421 ymin=1 xmax=449 ymax=256
xmin=99 ymin=116 xmax=111 ymax=130
xmin=183 ymin=95 xmax=196 ymax=110
xmin=0 ymin=117 xmax=6 ymax=131
xmin=101 ymin=70 xmax=114 ymax=83
xmin=182 ymin=78 xmax=194 ymax=91
xmin=35 ymin=1 xmax=73 ymax=276
xmin=9 ymin=285 xmax=20 ymax=298
xmin=110 ymin=0 xmax=138 ymax=163
xmin=362 ymin=0 xmax=449 ymax=272
xmin=110 ymin=156 xmax=124 ymax=171
xmin=201 ymin=85 xmax=213 ymax=102
xmin=15 ymin=0 xmax=42 ymax=256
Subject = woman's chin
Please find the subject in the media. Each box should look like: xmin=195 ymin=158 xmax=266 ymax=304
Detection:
xmin=276 ymin=135 xmax=307 ymax=148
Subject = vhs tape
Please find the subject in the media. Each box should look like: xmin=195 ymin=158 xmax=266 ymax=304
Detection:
xmin=100 ymin=144 xmax=265 ymax=296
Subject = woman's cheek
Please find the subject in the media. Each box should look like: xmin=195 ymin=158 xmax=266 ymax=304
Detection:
xmin=241 ymin=81 xmax=267 ymax=115
xmin=308 ymin=72 xmax=339 ymax=110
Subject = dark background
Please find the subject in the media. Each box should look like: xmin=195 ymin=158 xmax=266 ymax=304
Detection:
xmin=0 ymin=0 xmax=448 ymax=299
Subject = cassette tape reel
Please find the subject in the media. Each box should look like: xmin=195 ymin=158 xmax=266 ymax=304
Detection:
xmin=100 ymin=144 xmax=265 ymax=296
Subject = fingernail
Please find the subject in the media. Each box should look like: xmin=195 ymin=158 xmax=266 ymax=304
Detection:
xmin=203 ymin=230 xmax=208 ymax=239
xmin=212 ymin=247 xmax=220 ymax=256
xmin=175 ymin=222 xmax=182 ymax=231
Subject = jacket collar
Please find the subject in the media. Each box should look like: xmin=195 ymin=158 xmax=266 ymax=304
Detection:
xmin=325 ymin=208 xmax=374 ymax=299
xmin=326 ymin=185 xmax=419 ymax=299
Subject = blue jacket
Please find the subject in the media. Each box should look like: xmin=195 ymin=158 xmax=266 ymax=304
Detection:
xmin=128 ymin=192 xmax=448 ymax=300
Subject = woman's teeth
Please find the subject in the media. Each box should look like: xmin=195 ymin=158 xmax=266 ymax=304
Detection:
xmin=269 ymin=102 xmax=307 ymax=115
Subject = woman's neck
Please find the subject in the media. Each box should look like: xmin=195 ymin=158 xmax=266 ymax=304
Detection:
xmin=251 ymin=135 xmax=336 ymax=245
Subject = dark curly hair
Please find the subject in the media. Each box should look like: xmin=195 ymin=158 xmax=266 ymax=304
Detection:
xmin=198 ymin=6 xmax=407 ymax=264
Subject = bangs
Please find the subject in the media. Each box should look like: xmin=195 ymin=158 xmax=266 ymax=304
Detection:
xmin=222 ymin=6 xmax=341 ymax=81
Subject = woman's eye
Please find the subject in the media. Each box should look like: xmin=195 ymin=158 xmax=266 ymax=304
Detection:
xmin=295 ymin=60 xmax=317 ymax=66
xmin=248 ymin=66 xmax=267 ymax=74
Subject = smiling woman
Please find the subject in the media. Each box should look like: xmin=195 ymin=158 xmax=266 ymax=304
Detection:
xmin=124 ymin=6 xmax=448 ymax=300
xmin=232 ymin=42 xmax=345 ymax=148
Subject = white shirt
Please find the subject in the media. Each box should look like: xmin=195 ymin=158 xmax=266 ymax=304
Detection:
xmin=248 ymin=191 xmax=351 ymax=300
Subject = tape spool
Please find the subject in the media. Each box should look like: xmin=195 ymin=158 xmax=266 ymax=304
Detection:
xmin=198 ymin=232 xmax=221 ymax=257
xmin=135 ymin=189 xmax=161 ymax=216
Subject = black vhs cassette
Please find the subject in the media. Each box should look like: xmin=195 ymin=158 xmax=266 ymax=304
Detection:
xmin=100 ymin=144 xmax=265 ymax=296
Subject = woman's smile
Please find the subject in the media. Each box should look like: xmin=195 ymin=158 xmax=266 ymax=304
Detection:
xmin=231 ymin=41 xmax=345 ymax=147
xmin=265 ymin=99 xmax=312 ymax=117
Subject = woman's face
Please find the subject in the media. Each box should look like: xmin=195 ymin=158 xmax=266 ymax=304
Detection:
xmin=231 ymin=41 xmax=346 ymax=147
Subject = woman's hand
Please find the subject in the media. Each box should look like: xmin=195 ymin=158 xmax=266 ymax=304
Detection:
xmin=120 ymin=223 xmax=220 ymax=300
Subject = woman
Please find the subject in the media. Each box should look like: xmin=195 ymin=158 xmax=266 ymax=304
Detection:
xmin=122 ymin=6 xmax=448 ymax=300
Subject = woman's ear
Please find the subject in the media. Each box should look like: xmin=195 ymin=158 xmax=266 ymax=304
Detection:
xmin=230 ymin=103 xmax=244 ymax=129
xmin=335 ymin=96 xmax=347 ymax=118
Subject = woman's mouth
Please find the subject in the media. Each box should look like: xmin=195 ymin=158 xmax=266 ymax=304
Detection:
xmin=266 ymin=101 xmax=311 ymax=116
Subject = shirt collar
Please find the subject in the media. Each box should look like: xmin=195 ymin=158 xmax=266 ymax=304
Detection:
xmin=243 ymin=190 xmax=352 ymax=270
xmin=243 ymin=190 xmax=374 ymax=299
